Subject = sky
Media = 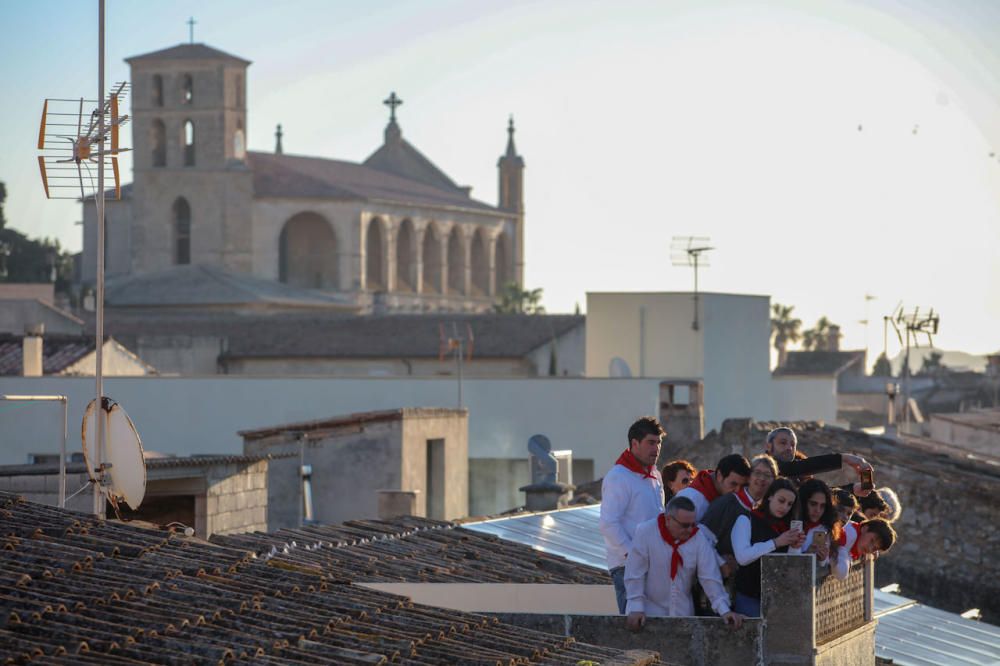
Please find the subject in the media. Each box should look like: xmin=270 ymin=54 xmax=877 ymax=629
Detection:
xmin=3 ymin=0 xmax=1000 ymax=359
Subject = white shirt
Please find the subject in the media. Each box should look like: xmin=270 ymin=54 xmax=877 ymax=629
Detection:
xmin=731 ymin=514 xmax=777 ymax=566
xmin=674 ymin=485 xmax=711 ymax=522
xmin=833 ymin=522 xmax=859 ymax=580
xmin=599 ymin=462 xmax=665 ymax=570
xmin=624 ymin=517 xmax=731 ymax=617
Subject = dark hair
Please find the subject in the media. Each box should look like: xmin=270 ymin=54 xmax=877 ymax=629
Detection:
xmin=833 ymin=489 xmax=859 ymax=511
xmin=666 ymin=495 xmax=696 ymax=515
xmin=661 ymin=459 xmax=696 ymax=482
xmin=859 ymin=490 xmax=888 ymax=513
xmin=627 ymin=416 xmax=665 ymax=447
xmin=860 ymin=518 xmax=896 ymax=552
xmin=797 ymin=478 xmax=841 ymax=541
xmin=717 ymin=453 xmax=751 ymax=479
xmin=760 ymin=478 xmax=799 ymax=520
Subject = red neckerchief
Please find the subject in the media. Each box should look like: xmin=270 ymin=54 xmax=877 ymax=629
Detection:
xmin=688 ymin=469 xmax=720 ymax=504
xmin=615 ymin=449 xmax=655 ymax=479
xmin=733 ymin=487 xmax=754 ymax=511
xmin=836 ymin=523 xmax=862 ymax=560
xmin=804 ymin=521 xmax=822 ymax=533
xmin=657 ymin=514 xmax=699 ymax=580
xmin=751 ymin=509 xmax=789 ymax=535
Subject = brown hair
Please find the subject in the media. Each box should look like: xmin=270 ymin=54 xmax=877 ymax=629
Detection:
xmin=661 ymin=459 xmax=696 ymax=483
xmin=861 ymin=518 xmax=897 ymax=552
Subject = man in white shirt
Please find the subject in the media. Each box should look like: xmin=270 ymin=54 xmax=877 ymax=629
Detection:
xmin=624 ymin=496 xmax=744 ymax=630
xmin=832 ymin=518 xmax=896 ymax=580
xmin=600 ymin=416 xmax=666 ymax=614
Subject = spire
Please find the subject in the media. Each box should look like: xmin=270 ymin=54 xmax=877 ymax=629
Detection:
xmin=383 ymin=91 xmax=403 ymax=144
xmin=505 ymin=115 xmax=518 ymax=157
xmin=275 ymin=124 xmax=283 ymax=155
xmin=497 ymin=115 xmax=524 ymax=213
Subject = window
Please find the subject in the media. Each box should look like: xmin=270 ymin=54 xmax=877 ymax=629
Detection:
xmin=152 ymin=75 xmax=163 ymax=107
xmin=182 ymin=74 xmax=193 ymax=104
xmin=151 ymin=119 xmax=166 ymax=167
xmin=173 ymin=198 xmax=191 ymax=264
xmin=234 ymin=119 xmax=245 ymax=160
xmin=183 ymin=120 xmax=195 ymax=166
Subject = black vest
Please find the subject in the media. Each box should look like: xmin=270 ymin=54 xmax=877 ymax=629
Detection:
xmin=734 ymin=513 xmax=789 ymax=600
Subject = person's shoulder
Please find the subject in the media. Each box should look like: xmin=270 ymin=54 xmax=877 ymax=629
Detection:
xmin=634 ymin=514 xmax=662 ymax=537
xmin=603 ymin=465 xmax=629 ymax=485
xmin=675 ymin=485 xmax=697 ymax=500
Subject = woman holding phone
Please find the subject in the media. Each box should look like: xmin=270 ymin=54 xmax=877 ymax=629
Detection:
xmin=730 ymin=478 xmax=805 ymax=616
xmin=796 ymin=479 xmax=841 ymax=568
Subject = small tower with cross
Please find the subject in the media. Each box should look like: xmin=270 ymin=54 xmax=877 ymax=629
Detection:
xmin=497 ymin=115 xmax=525 ymax=213
xmin=383 ymin=91 xmax=403 ymax=143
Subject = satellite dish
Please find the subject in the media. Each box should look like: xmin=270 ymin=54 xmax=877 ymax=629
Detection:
xmin=528 ymin=434 xmax=557 ymax=484
xmin=82 ymin=397 xmax=146 ymax=510
xmin=609 ymin=357 xmax=633 ymax=378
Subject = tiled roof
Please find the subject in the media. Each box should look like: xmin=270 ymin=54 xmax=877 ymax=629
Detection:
xmin=125 ymin=43 xmax=251 ymax=65
xmin=104 ymin=264 xmax=355 ymax=309
xmin=248 ymin=151 xmax=500 ymax=213
xmin=0 ymin=334 xmax=93 ymax=376
xmin=774 ymin=350 xmax=866 ymax=377
xmin=0 ymin=492 xmax=646 ymax=664
xmin=363 ymin=125 xmax=466 ymax=194
xmin=219 ymin=312 xmax=585 ymax=360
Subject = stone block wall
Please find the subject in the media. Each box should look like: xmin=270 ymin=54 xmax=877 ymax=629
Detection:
xmin=0 ymin=471 xmax=93 ymax=514
xmin=205 ymin=460 xmax=268 ymax=537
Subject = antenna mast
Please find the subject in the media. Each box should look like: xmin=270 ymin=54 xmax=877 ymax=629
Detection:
xmin=439 ymin=323 xmax=474 ymax=408
xmin=884 ymin=304 xmax=939 ymax=432
xmin=671 ymin=236 xmax=714 ymax=331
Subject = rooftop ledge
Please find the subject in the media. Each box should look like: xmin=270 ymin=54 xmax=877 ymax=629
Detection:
xmin=366 ymin=554 xmax=876 ymax=666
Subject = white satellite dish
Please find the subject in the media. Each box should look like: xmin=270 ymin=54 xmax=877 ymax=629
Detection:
xmin=609 ymin=357 xmax=633 ymax=378
xmin=82 ymin=397 xmax=146 ymax=510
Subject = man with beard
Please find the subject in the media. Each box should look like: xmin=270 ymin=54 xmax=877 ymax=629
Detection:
xmin=765 ymin=427 xmax=874 ymax=495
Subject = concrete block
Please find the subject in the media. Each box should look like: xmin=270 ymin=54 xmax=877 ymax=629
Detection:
xmin=761 ymin=554 xmax=815 ymax=663
xmin=218 ymin=493 xmax=235 ymax=513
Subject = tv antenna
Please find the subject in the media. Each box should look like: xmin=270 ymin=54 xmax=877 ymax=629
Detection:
xmin=82 ymin=397 xmax=147 ymax=514
xmin=671 ymin=236 xmax=714 ymax=331
xmin=439 ymin=322 xmax=474 ymax=408
xmin=883 ymin=304 xmax=939 ymax=431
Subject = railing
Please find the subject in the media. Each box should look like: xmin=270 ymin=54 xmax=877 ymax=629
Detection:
xmin=815 ymin=559 xmax=874 ymax=644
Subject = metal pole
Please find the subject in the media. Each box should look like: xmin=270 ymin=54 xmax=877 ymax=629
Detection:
xmin=93 ymin=0 xmax=107 ymax=519
xmin=456 ymin=340 xmax=463 ymax=408
xmin=692 ymin=254 xmax=700 ymax=331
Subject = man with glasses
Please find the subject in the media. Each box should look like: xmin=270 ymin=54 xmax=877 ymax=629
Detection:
xmin=702 ymin=454 xmax=778 ymax=562
xmin=624 ymin=496 xmax=745 ymax=630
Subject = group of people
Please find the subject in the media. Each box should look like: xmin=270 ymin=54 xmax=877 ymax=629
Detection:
xmin=599 ymin=417 xmax=900 ymax=630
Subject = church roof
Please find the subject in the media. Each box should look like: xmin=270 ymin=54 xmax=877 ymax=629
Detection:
xmin=248 ymin=151 xmax=500 ymax=213
xmin=104 ymin=264 xmax=354 ymax=310
xmin=363 ymin=122 xmax=465 ymax=192
xmin=125 ymin=42 xmax=251 ymax=65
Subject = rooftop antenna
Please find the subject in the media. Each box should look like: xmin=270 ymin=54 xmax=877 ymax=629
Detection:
xmin=35 ymin=0 xmax=130 ymax=518
xmin=439 ymin=322 xmax=474 ymax=408
xmin=884 ymin=304 xmax=939 ymax=432
xmin=670 ymin=236 xmax=714 ymax=331
xmin=81 ymin=397 xmax=147 ymax=514
xmin=860 ymin=293 xmax=876 ymax=368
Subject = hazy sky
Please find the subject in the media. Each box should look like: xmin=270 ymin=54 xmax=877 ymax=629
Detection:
xmin=3 ymin=0 xmax=1000 ymax=357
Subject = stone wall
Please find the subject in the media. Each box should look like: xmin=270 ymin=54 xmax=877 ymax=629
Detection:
xmin=675 ymin=418 xmax=1000 ymax=623
xmin=204 ymin=459 xmax=268 ymax=536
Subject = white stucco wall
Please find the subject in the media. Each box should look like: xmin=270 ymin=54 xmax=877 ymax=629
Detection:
xmin=0 ymin=376 xmax=662 ymax=476
xmin=771 ymin=376 xmax=839 ymax=423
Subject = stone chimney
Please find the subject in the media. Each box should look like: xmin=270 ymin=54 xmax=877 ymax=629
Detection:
xmin=22 ymin=324 xmax=44 ymax=377
xmin=827 ymin=325 xmax=841 ymax=352
xmin=659 ymin=381 xmax=705 ymax=449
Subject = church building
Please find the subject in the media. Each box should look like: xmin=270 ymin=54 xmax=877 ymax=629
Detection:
xmin=82 ymin=42 xmax=526 ymax=313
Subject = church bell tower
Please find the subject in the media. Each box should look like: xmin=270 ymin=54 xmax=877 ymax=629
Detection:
xmin=497 ymin=116 xmax=525 ymax=213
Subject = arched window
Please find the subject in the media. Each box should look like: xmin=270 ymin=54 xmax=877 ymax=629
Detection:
xmin=366 ymin=218 xmax=384 ymax=290
xmin=152 ymin=75 xmax=163 ymax=107
xmin=447 ymin=227 xmax=464 ymax=295
xmin=151 ymin=119 xmax=166 ymax=167
xmin=422 ymin=224 xmax=442 ymax=294
xmin=279 ymin=212 xmax=338 ymax=289
xmin=470 ymin=229 xmax=489 ymax=296
xmin=396 ymin=219 xmax=415 ymax=292
xmin=183 ymin=120 xmax=195 ymax=166
xmin=233 ymin=119 xmax=245 ymax=160
xmin=173 ymin=198 xmax=191 ymax=265
xmin=495 ymin=232 xmax=511 ymax=291
xmin=182 ymin=74 xmax=193 ymax=104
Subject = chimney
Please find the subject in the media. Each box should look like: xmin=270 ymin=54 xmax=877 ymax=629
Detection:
xmin=22 ymin=324 xmax=44 ymax=377
xmin=827 ymin=325 xmax=841 ymax=352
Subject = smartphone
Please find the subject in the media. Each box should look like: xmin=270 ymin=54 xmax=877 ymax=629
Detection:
xmin=860 ymin=469 xmax=875 ymax=490
xmin=790 ymin=520 xmax=803 ymax=533
xmin=813 ymin=531 xmax=828 ymax=549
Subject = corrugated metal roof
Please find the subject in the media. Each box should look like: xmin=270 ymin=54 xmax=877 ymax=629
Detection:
xmin=464 ymin=505 xmax=1000 ymax=665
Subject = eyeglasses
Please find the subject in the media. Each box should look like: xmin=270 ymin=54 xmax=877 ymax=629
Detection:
xmin=669 ymin=515 xmax=696 ymax=529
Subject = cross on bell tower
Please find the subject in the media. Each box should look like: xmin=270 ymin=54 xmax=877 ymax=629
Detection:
xmin=187 ymin=17 xmax=197 ymax=44
xmin=383 ymin=92 xmax=403 ymax=123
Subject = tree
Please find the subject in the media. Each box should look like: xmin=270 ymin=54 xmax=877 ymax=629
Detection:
xmin=918 ymin=351 xmax=946 ymax=376
xmin=770 ymin=303 xmax=802 ymax=367
xmin=0 ymin=181 xmax=75 ymax=291
xmin=871 ymin=352 xmax=893 ymax=377
xmin=494 ymin=281 xmax=545 ymax=314
xmin=802 ymin=316 xmax=838 ymax=351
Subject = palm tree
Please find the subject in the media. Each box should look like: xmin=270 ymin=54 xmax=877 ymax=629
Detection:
xmin=802 ymin=316 xmax=836 ymax=351
xmin=494 ymin=282 xmax=545 ymax=314
xmin=770 ymin=303 xmax=802 ymax=367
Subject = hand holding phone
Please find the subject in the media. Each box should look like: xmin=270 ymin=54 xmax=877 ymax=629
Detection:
xmin=859 ymin=468 xmax=875 ymax=491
